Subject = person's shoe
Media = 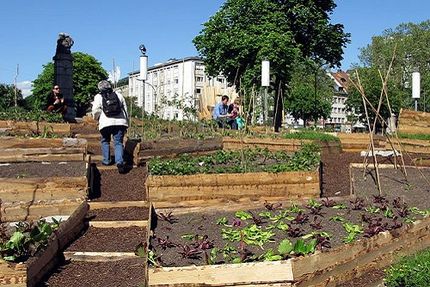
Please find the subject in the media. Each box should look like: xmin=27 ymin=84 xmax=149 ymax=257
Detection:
xmin=117 ymin=163 xmax=127 ymax=174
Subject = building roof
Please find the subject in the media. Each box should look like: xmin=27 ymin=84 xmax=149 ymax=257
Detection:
xmin=330 ymin=71 xmax=350 ymax=92
xmin=128 ymin=56 xmax=203 ymax=76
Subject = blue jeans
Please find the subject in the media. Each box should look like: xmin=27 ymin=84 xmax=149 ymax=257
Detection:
xmin=100 ymin=126 xmax=127 ymax=165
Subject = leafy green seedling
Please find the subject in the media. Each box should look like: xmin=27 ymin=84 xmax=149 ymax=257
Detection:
xmin=333 ymin=203 xmax=348 ymax=210
xmin=235 ymin=211 xmax=252 ymax=220
xmin=329 ymin=215 xmax=345 ymax=222
xmin=216 ymin=217 xmax=229 ymax=226
xmin=181 ymin=234 xmax=195 ymax=241
xmin=260 ymin=249 xmax=282 ymax=261
xmin=365 ymin=206 xmax=380 ymax=214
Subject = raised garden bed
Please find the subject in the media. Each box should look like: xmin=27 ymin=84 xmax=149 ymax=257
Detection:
xmin=0 ymin=136 xmax=87 ymax=162
xmin=146 ymin=147 xmax=321 ymax=209
xmin=135 ymin=137 xmax=222 ymax=165
xmin=148 ymin=210 xmax=430 ymax=286
xmin=147 ymin=163 xmax=430 ymax=286
xmin=0 ymin=160 xmax=91 ymax=222
xmin=0 ymin=120 xmax=71 ymax=136
xmin=0 ymin=202 xmax=88 ymax=287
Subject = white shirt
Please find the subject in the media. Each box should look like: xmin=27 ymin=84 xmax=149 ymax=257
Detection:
xmin=91 ymin=91 xmax=128 ymax=131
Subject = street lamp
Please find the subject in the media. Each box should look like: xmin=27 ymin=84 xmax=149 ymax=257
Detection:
xmin=412 ymin=71 xmax=420 ymax=111
xmin=261 ymin=60 xmax=270 ymax=124
xmin=138 ymin=44 xmax=148 ymax=137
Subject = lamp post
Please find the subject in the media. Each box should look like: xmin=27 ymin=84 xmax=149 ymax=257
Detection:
xmin=261 ymin=60 xmax=270 ymax=124
xmin=139 ymin=44 xmax=148 ymax=137
xmin=412 ymin=71 xmax=420 ymax=111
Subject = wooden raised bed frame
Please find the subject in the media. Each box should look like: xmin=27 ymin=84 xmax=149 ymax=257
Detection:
xmin=0 ymin=201 xmax=89 ymax=287
xmin=0 ymin=121 xmax=71 ymax=136
xmin=148 ymin=214 xmax=430 ymax=287
xmin=147 ymin=169 xmax=320 ymax=209
xmin=0 ymin=137 xmax=87 ymax=162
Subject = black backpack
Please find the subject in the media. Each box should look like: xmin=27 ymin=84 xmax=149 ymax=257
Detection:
xmin=102 ymin=91 xmax=122 ymax=117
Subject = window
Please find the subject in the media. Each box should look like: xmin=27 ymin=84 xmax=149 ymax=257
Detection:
xmin=196 ymin=76 xmax=204 ymax=82
xmin=196 ymin=88 xmax=201 ymax=94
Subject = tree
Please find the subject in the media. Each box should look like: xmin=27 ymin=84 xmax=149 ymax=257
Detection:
xmin=193 ymin=0 xmax=349 ymax=131
xmin=285 ymin=62 xmax=333 ymax=126
xmin=0 ymin=84 xmax=23 ymax=111
xmin=32 ymin=52 xmax=108 ymax=116
xmin=355 ymin=20 xmax=430 ymax=114
xmin=346 ymin=67 xmax=406 ymax=128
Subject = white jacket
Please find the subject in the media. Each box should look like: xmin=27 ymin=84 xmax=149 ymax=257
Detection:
xmin=91 ymin=91 xmax=128 ymax=131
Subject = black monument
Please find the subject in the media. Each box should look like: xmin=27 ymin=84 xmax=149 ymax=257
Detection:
xmin=53 ymin=33 xmax=75 ymax=121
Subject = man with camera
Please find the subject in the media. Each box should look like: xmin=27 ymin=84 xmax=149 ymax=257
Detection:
xmin=46 ymin=85 xmax=67 ymax=114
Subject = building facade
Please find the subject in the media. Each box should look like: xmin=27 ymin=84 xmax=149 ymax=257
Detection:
xmin=326 ymin=71 xmax=350 ymax=131
xmin=128 ymin=57 xmax=237 ymax=121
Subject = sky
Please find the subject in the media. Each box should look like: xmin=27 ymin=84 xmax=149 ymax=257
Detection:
xmin=0 ymin=0 xmax=429 ymax=96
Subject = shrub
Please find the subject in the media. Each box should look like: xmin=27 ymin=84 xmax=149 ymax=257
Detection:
xmin=385 ymin=248 xmax=430 ymax=287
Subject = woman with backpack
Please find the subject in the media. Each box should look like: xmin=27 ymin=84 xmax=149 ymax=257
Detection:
xmin=91 ymin=80 xmax=129 ymax=174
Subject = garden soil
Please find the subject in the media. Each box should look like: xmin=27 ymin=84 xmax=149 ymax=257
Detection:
xmin=87 ymin=206 xmax=149 ymax=221
xmin=67 ymin=226 xmax=146 ymax=252
xmin=38 ymin=258 xmax=145 ymax=287
xmin=0 ymin=162 xmax=87 ymax=178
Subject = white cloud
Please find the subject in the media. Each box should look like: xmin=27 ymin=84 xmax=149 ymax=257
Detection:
xmin=16 ymin=81 xmax=33 ymax=98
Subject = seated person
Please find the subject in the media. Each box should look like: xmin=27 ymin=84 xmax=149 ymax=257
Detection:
xmin=47 ymin=85 xmax=67 ymax=114
xmin=227 ymin=98 xmax=241 ymax=130
xmin=212 ymin=95 xmax=236 ymax=129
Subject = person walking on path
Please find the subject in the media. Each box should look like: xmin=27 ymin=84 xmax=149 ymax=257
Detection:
xmin=92 ymin=80 xmax=129 ymax=174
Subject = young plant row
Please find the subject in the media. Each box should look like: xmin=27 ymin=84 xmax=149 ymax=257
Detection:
xmin=0 ymin=219 xmax=61 ymax=262
xmin=149 ymin=195 xmax=429 ymax=267
xmin=149 ymin=144 xmax=321 ymax=176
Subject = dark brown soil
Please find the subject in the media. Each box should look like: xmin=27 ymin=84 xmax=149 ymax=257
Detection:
xmin=151 ymin=190 xmax=430 ymax=266
xmin=337 ymin=268 xmax=385 ymax=287
xmin=320 ymin=151 xmax=429 ymax=197
xmin=91 ymin=167 xmax=147 ymax=202
xmin=352 ymin=167 xmax=430 ymax=210
xmin=67 ymin=227 xmax=146 ymax=252
xmin=87 ymin=207 xmax=149 ymax=221
xmin=39 ymin=258 xmax=145 ymax=287
xmin=0 ymin=162 xmax=87 ymax=178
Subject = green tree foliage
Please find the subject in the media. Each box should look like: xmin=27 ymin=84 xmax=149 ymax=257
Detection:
xmin=346 ymin=67 xmax=407 ymax=126
xmin=350 ymin=20 xmax=430 ymax=119
xmin=285 ymin=62 xmax=333 ymax=126
xmin=32 ymin=52 xmax=108 ymax=116
xmin=193 ymin=0 xmax=349 ymax=131
xmin=0 ymin=84 xmax=24 ymax=111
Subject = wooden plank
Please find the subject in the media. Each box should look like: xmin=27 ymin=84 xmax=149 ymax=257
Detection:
xmin=63 ymin=251 xmax=137 ymax=262
xmin=89 ymin=220 xmax=148 ymax=228
xmin=149 ymin=184 xmax=319 ymax=204
xmin=0 ymin=261 xmax=26 ymax=286
xmin=0 ymin=200 xmax=83 ymax=222
xmin=146 ymin=170 xmax=319 ymax=187
xmin=89 ymin=201 xmax=149 ymax=210
xmin=149 ymin=260 xmax=294 ymax=286
xmin=0 ymin=153 xmax=85 ymax=163
xmin=0 ymin=121 xmax=71 ymax=135
xmin=154 ymin=196 xmax=351 ymax=216
xmin=0 ymin=137 xmax=86 ymax=149
xmin=0 ymin=177 xmax=87 ymax=203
